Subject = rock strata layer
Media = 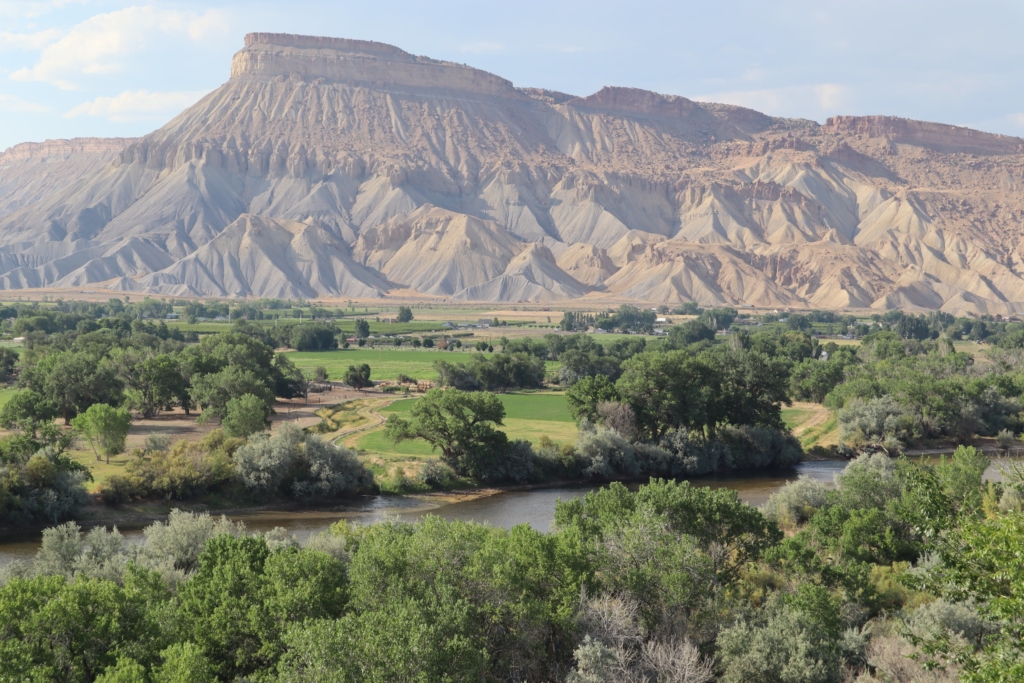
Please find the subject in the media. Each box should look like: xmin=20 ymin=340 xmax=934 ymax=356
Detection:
xmin=2 ymin=32 xmax=1024 ymax=312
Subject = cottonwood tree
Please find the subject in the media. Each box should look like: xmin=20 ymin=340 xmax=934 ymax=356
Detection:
xmin=342 ymin=364 xmax=372 ymax=390
xmin=221 ymin=394 xmax=270 ymax=438
xmin=71 ymin=403 xmax=131 ymax=463
xmin=384 ymin=388 xmax=507 ymax=475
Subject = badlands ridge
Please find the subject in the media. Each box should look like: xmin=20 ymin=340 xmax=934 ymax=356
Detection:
xmin=2 ymin=33 xmax=1024 ymax=313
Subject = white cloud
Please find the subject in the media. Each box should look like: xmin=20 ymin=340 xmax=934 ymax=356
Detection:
xmin=0 ymin=28 xmax=62 ymax=51
xmin=694 ymin=83 xmax=853 ymax=119
xmin=460 ymin=41 xmax=504 ymax=54
xmin=65 ymin=88 xmax=207 ymax=121
xmin=10 ymin=5 xmax=231 ymax=90
xmin=0 ymin=93 xmax=51 ymax=113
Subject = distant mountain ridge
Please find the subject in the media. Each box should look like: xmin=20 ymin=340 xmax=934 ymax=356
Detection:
xmin=2 ymin=32 xmax=1024 ymax=313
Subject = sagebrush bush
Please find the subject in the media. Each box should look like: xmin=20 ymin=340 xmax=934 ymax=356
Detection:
xmin=576 ymin=427 xmax=639 ymax=479
xmin=763 ymin=475 xmax=830 ymax=526
xmin=417 ymin=460 xmax=457 ymax=489
xmin=234 ymin=423 xmax=372 ymax=498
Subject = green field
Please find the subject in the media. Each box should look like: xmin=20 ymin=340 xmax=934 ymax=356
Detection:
xmin=287 ymin=348 xmax=560 ymax=381
xmin=382 ymin=392 xmax=573 ymax=422
xmin=357 ymin=392 xmax=578 ymax=467
xmin=0 ymin=386 xmax=17 ymax=409
xmin=166 ymin=319 xmax=452 ymax=336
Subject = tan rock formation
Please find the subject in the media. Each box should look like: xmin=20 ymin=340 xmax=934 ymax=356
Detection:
xmin=1 ymin=32 xmax=1024 ymax=312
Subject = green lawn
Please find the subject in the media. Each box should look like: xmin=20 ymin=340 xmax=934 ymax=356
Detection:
xmin=287 ymin=348 xmax=560 ymax=381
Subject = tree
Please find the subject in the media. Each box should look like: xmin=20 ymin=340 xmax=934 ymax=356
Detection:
xmin=175 ymin=535 xmax=347 ymax=680
xmin=717 ymin=592 xmax=844 ymax=683
xmin=616 ymin=351 xmax=712 ymax=440
xmin=108 ymin=350 xmax=187 ymax=418
xmin=295 ymin=371 xmax=316 ymax=405
xmin=152 ymin=642 xmax=217 ymax=683
xmin=433 ymin=359 xmax=480 ymax=390
xmin=789 ymin=357 xmax=847 ymax=403
xmin=0 ymin=347 xmax=18 ymax=382
xmin=191 ymin=366 xmax=275 ymax=422
xmin=313 ymin=366 xmax=329 ymax=383
xmin=705 ymin=349 xmax=791 ymax=438
xmin=566 ymin=375 xmax=621 ymax=424
xmin=916 ymin=511 xmax=1024 ymax=681
xmin=222 ymin=394 xmax=270 ymax=438
xmin=664 ymin=320 xmax=716 ymax=348
xmin=290 ymin=323 xmax=337 ymax=351
xmin=697 ymin=307 xmax=737 ymax=331
xmin=355 ymin=319 xmax=370 ymax=338
xmin=396 ymin=306 xmax=414 ymax=323
xmin=0 ymin=571 xmax=165 ymax=683
xmin=181 ymin=331 xmax=277 ymax=382
xmin=0 ymin=389 xmax=57 ymax=436
xmin=342 ymin=364 xmax=372 ymax=390
xmin=20 ymin=350 xmax=118 ymax=424
xmin=556 ymin=479 xmax=782 ymax=584
xmin=384 ymin=388 xmax=507 ymax=475
xmin=467 ymin=353 xmax=545 ymax=392
xmin=72 ymin=403 xmax=132 ymax=463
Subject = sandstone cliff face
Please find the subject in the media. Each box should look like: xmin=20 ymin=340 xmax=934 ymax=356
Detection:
xmin=2 ymin=32 xmax=1024 ymax=312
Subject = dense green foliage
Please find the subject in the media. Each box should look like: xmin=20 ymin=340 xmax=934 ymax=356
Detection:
xmin=71 ymin=403 xmax=131 ymax=462
xmin=433 ymin=353 xmax=546 ymax=391
xmin=4 ymin=455 xmax=1019 ymax=682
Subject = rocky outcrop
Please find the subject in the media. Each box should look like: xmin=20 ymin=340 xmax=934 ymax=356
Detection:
xmin=823 ymin=116 xmax=1024 ymax=155
xmin=0 ymin=137 xmax=135 ymax=163
xmin=2 ymin=33 xmax=1024 ymax=313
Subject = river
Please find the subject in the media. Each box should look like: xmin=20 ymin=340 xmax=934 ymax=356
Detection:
xmin=0 ymin=456 xmax=1008 ymax=567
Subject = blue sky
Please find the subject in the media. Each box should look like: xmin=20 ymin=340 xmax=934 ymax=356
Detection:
xmin=3 ymin=0 xmax=1024 ymax=150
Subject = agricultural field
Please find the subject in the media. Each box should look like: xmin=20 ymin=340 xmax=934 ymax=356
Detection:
xmin=285 ymin=348 xmax=561 ymax=381
xmin=351 ymin=392 xmax=578 ymax=484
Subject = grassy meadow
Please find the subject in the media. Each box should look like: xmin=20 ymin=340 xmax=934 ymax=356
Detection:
xmin=352 ymin=392 xmax=578 ymax=485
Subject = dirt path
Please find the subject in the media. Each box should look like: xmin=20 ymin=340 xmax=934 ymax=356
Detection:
xmin=269 ymin=384 xmax=371 ymax=433
xmin=334 ymin=398 xmax=399 ymax=448
xmin=789 ymin=402 xmax=831 ymax=437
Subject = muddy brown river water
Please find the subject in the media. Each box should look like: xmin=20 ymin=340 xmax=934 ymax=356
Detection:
xmin=0 ymin=457 xmax=1008 ymax=567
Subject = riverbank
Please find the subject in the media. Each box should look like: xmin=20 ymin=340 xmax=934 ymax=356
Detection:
xmin=0 ymin=470 xmax=669 ymax=541
xmin=0 ymin=461 xmax=858 ymax=565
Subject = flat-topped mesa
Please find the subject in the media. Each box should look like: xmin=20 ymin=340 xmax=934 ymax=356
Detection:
xmin=231 ymin=32 xmax=521 ymax=99
xmin=0 ymin=138 xmax=136 ymax=164
xmin=824 ymin=115 xmax=1024 ymax=155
